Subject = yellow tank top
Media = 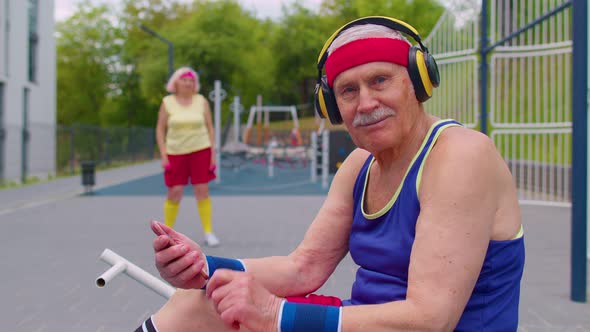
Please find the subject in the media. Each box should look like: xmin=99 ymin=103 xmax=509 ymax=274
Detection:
xmin=163 ymin=94 xmax=211 ymax=155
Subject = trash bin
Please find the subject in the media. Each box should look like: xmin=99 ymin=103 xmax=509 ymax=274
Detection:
xmin=81 ymin=161 xmax=96 ymax=194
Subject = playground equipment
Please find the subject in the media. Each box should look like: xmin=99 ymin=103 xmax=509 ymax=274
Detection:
xmin=310 ymin=129 xmax=329 ymax=189
xmin=207 ymin=91 xmax=330 ymax=186
xmin=242 ymin=103 xmax=300 ymax=146
xmin=96 ymin=248 xmax=174 ymax=299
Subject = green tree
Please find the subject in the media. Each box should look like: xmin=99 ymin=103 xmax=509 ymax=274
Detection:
xmin=57 ymin=0 xmax=448 ymax=129
xmin=270 ymin=4 xmax=332 ymax=110
xmin=56 ymin=1 xmax=126 ymax=125
xmin=319 ymin=0 xmax=445 ymax=36
xmin=123 ymin=0 xmax=279 ymax=119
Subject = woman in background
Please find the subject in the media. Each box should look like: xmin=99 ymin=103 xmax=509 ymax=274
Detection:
xmin=155 ymin=66 xmax=219 ymax=247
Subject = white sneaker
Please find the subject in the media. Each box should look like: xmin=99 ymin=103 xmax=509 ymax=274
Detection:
xmin=205 ymin=233 xmax=220 ymax=247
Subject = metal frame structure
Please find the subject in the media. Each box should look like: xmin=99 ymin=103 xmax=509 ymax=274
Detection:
xmin=425 ymin=0 xmax=586 ymax=302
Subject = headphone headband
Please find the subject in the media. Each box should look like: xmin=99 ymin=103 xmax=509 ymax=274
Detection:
xmin=317 ymin=16 xmax=427 ymax=72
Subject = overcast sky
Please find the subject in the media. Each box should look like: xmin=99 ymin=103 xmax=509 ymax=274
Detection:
xmin=54 ymin=0 xmax=323 ymax=21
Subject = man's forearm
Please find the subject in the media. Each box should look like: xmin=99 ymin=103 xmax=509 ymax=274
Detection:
xmin=242 ymin=256 xmax=311 ymax=297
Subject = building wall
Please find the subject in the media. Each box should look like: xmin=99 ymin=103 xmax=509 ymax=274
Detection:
xmin=0 ymin=0 xmax=56 ymax=182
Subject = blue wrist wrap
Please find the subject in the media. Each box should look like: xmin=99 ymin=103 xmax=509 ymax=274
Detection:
xmin=206 ymin=256 xmax=245 ymax=277
xmin=200 ymin=256 xmax=245 ymax=290
xmin=280 ymin=302 xmax=340 ymax=332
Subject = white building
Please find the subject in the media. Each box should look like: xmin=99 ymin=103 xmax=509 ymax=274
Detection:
xmin=0 ymin=0 xmax=56 ymax=183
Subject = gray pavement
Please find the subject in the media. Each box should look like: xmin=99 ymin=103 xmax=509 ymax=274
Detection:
xmin=1 ymin=161 xmax=589 ymax=331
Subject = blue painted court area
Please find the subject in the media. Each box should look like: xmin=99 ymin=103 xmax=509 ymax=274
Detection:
xmin=94 ymin=162 xmax=331 ymax=196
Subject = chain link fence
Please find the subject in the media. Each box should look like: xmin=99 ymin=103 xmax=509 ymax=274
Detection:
xmin=56 ymin=125 xmax=156 ymax=174
xmin=0 ymin=123 xmax=156 ymax=184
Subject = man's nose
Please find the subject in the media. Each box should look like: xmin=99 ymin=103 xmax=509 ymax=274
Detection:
xmin=357 ymin=87 xmax=379 ymax=112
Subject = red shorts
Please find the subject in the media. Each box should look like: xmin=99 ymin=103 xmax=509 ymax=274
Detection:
xmin=164 ymin=148 xmax=216 ymax=187
xmin=285 ymin=294 xmax=342 ymax=307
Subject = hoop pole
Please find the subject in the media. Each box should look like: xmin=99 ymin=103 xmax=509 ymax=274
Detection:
xmin=571 ymin=0 xmax=588 ymax=303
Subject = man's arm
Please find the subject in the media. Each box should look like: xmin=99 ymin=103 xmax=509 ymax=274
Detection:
xmin=341 ymin=128 xmax=505 ymax=331
xmin=243 ymin=148 xmax=370 ymax=297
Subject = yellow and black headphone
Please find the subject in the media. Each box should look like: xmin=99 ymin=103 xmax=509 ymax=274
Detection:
xmin=314 ymin=16 xmax=440 ymax=125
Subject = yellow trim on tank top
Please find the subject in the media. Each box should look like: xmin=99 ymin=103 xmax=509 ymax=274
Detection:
xmin=415 ymin=122 xmax=462 ymax=195
xmin=362 ymin=119 xmax=455 ymax=219
xmin=512 ymin=225 xmax=524 ymax=239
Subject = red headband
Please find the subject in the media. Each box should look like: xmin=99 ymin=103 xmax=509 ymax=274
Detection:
xmin=325 ymin=38 xmax=411 ymax=87
xmin=180 ymin=71 xmax=196 ymax=80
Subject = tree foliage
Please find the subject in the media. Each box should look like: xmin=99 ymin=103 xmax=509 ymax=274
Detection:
xmin=56 ymin=0 xmax=446 ymax=128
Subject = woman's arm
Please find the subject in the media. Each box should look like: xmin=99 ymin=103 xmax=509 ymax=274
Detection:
xmin=243 ymin=148 xmax=370 ymax=297
xmin=156 ymin=103 xmax=168 ymax=164
xmin=203 ymin=98 xmax=215 ymax=152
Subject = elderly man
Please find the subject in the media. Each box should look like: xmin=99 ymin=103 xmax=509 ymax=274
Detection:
xmin=136 ymin=16 xmax=524 ymax=332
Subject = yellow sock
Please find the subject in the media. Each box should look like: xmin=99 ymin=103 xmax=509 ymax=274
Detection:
xmin=164 ymin=200 xmax=180 ymax=228
xmin=197 ymin=197 xmax=213 ymax=234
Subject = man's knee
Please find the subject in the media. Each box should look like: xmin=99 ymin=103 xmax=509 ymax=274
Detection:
xmin=152 ymin=289 xmax=238 ymax=332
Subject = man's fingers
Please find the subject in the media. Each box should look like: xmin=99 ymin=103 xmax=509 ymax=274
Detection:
xmin=219 ymin=307 xmax=242 ymax=330
xmin=160 ymin=248 xmax=198 ymax=276
xmin=153 ymin=235 xmax=172 ymax=252
xmin=165 ymin=260 xmax=203 ymax=284
xmin=150 ymin=220 xmax=165 ymax=236
xmin=154 ymin=245 xmax=190 ymax=271
xmin=205 ymin=269 xmax=239 ymax=298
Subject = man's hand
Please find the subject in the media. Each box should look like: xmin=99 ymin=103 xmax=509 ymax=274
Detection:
xmin=151 ymin=221 xmax=208 ymax=289
xmin=206 ymin=270 xmax=283 ymax=331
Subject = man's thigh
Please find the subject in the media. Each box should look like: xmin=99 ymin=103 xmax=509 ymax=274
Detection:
xmin=152 ymin=289 xmax=253 ymax=332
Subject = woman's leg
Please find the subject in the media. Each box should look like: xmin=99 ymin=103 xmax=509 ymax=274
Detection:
xmin=163 ymin=153 xmax=189 ymax=228
xmin=193 ymin=184 xmax=219 ymax=246
xmin=164 ymin=186 xmax=183 ymax=228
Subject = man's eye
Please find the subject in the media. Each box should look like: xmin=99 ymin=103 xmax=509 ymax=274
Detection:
xmin=373 ymin=76 xmax=387 ymax=85
xmin=340 ymin=86 xmax=356 ymax=94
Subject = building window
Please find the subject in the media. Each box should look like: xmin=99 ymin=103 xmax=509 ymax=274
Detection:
xmin=28 ymin=0 xmax=39 ymax=82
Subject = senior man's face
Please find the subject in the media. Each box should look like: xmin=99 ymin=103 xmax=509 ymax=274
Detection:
xmin=332 ymin=61 xmax=419 ymax=152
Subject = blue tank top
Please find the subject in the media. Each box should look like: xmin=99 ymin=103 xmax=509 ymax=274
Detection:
xmin=342 ymin=119 xmax=525 ymax=331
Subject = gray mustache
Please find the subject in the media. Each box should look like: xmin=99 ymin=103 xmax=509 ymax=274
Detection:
xmin=352 ymin=107 xmax=396 ymax=127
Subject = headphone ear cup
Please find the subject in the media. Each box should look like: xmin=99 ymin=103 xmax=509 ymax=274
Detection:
xmin=314 ymin=76 xmax=343 ymax=125
xmin=314 ymin=83 xmax=327 ymax=119
xmin=407 ymin=46 xmax=429 ymax=102
xmin=424 ymin=52 xmax=440 ymax=88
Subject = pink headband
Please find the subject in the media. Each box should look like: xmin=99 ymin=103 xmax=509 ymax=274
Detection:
xmin=180 ymin=71 xmax=196 ymax=80
xmin=325 ymin=38 xmax=411 ymax=87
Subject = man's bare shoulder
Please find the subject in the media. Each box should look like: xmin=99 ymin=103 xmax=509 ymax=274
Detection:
xmin=429 ymin=126 xmax=503 ymax=168
xmin=438 ymin=126 xmax=496 ymax=152
xmin=329 ymin=148 xmax=371 ymax=189
xmin=426 ymin=125 xmax=511 ymax=188
xmin=340 ymin=148 xmax=371 ymax=172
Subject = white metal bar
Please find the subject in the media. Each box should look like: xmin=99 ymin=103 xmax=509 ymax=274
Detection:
xmin=494 ymin=41 xmax=572 ymax=53
xmin=310 ymin=132 xmax=317 ymax=183
xmin=214 ymin=80 xmax=222 ymax=183
xmin=233 ymin=96 xmax=241 ymax=144
xmin=321 ymin=130 xmax=329 ymax=189
xmin=97 ymin=248 xmax=175 ymax=299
